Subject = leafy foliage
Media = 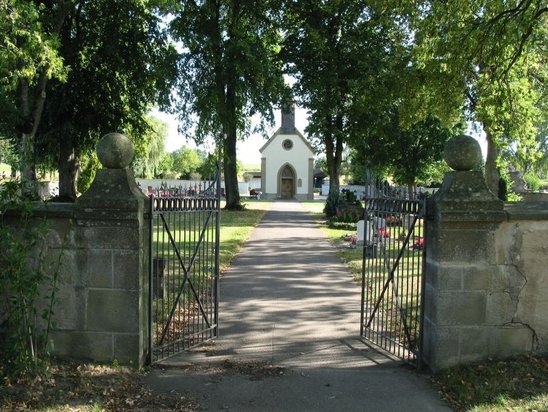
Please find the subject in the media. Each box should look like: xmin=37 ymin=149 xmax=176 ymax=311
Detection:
xmin=406 ymin=0 xmax=547 ymax=194
xmin=0 ymin=182 xmax=62 ymax=381
xmin=35 ymin=0 xmax=177 ymax=200
xmin=130 ymin=116 xmax=169 ymax=179
xmin=353 ymin=114 xmax=460 ymax=191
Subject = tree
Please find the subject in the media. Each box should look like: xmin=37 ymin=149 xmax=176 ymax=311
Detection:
xmin=170 ymin=0 xmax=287 ymax=210
xmin=170 ymin=146 xmax=203 ymax=179
xmin=34 ymin=0 xmax=177 ymax=201
xmin=131 ymin=116 xmax=168 ymax=179
xmin=0 ymin=0 xmax=69 ymax=197
xmin=196 ymin=151 xmax=220 ymax=180
xmin=353 ymin=114 xmax=459 ymax=193
xmin=406 ymin=0 xmax=547 ymax=195
xmin=283 ymin=0 xmax=402 ymax=205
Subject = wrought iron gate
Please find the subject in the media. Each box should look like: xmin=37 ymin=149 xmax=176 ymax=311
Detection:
xmin=360 ymin=183 xmax=427 ymax=367
xmin=147 ymin=170 xmax=221 ymax=364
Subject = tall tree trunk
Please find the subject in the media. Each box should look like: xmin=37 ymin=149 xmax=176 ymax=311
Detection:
xmin=407 ymin=179 xmax=416 ymax=197
xmin=223 ymin=78 xmax=242 ymax=210
xmin=58 ymin=136 xmax=79 ymax=201
xmin=17 ymin=74 xmax=48 ymax=199
xmin=325 ymin=114 xmax=344 ymax=200
xmin=484 ymin=126 xmax=501 ymax=197
xmin=223 ymin=131 xmax=240 ymax=210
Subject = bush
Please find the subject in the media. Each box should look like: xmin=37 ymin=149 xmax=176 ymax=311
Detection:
xmin=328 ymin=220 xmax=357 ymax=231
xmin=524 ymin=172 xmax=542 ymax=191
xmin=0 ymin=182 xmax=61 ymax=381
xmin=324 ymin=192 xmax=340 ymax=217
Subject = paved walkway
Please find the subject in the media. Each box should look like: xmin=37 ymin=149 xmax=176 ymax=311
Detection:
xmin=144 ymin=201 xmax=450 ymax=411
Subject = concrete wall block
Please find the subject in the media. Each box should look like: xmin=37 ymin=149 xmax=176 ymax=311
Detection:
xmin=76 ymin=209 xmax=144 ymax=225
xmin=424 ymin=260 xmax=440 ymax=289
xmin=462 ymin=265 xmax=493 ymax=290
xmin=437 ymin=265 xmax=463 ymax=290
xmin=424 ymin=326 xmax=462 ymax=372
xmin=438 ymin=291 xmax=487 ymax=326
xmin=459 ymin=327 xmax=491 ymax=362
xmin=516 ymin=273 xmax=548 ymax=354
xmin=489 ymin=325 xmax=534 ymax=358
xmin=114 ymin=334 xmax=141 ymax=365
xmin=40 ymin=248 xmax=78 ymax=285
xmin=437 ymin=229 xmax=496 ymax=263
xmin=52 ymin=285 xmax=81 ymax=330
xmin=490 ymin=265 xmax=526 ymax=300
xmin=486 ymin=292 xmax=517 ymax=324
xmin=422 ymin=283 xmax=439 ymax=325
xmin=50 ymin=331 xmax=113 ymax=362
xmin=88 ymin=250 xmax=113 ymax=288
xmin=113 ymin=251 xmax=140 ymax=290
xmin=495 ymin=222 xmax=519 ymax=265
xmin=86 ymin=290 xmax=139 ymax=333
xmin=75 ymin=226 xmax=141 ymax=250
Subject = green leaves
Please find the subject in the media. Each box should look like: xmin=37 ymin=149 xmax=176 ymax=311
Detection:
xmin=406 ymin=0 xmax=547 ymax=190
xmin=0 ymin=1 xmax=66 ymax=90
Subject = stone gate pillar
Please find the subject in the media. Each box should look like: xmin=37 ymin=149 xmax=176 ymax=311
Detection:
xmin=70 ymin=133 xmax=148 ymax=367
xmin=423 ymin=135 xmax=534 ymax=371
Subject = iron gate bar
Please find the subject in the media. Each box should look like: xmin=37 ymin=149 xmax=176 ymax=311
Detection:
xmin=365 ymin=211 xmax=420 ymax=328
xmin=360 ymin=185 xmax=427 ymax=365
xmin=157 ymin=204 xmax=215 ymax=346
xmin=148 ymin=168 xmax=221 ymax=364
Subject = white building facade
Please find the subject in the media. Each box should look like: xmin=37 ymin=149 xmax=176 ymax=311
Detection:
xmin=259 ymin=104 xmax=315 ymax=200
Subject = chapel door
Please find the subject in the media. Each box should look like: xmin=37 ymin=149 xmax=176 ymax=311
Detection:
xmin=280 ymin=165 xmax=295 ymax=199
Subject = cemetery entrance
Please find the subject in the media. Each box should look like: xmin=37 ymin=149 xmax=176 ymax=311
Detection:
xmin=147 ymin=171 xmax=221 ymax=364
xmin=360 ymin=184 xmax=427 ymax=367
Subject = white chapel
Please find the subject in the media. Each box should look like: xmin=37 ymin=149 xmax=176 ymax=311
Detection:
xmin=259 ymin=103 xmax=315 ymax=200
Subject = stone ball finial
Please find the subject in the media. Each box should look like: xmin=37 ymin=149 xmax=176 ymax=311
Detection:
xmin=96 ymin=133 xmax=134 ymax=169
xmin=444 ymin=135 xmax=482 ymax=171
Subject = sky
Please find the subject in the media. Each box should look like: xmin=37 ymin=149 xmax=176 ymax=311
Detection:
xmin=152 ymin=108 xmax=487 ymax=166
xmin=152 ymin=106 xmax=310 ymax=166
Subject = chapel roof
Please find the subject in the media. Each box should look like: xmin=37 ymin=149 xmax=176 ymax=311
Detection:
xmin=259 ymin=102 xmax=315 ymax=154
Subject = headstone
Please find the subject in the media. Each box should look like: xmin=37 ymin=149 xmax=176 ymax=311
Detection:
xmin=356 ymin=220 xmax=373 ymax=243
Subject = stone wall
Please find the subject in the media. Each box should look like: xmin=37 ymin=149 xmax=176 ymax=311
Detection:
xmin=2 ymin=133 xmax=149 ymax=368
xmin=497 ymin=203 xmax=548 ymax=354
xmin=422 ymin=135 xmax=547 ymax=372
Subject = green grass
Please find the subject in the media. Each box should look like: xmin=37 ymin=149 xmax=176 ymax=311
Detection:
xmin=151 ymin=201 xmax=269 ymax=274
xmin=433 ymin=355 xmax=548 ymax=412
xmin=219 ymin=201 xmax=270 ymax=272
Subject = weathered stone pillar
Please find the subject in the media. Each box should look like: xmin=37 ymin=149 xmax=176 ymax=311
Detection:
xmin=66 ymin=133 xmax=148 ymax=367
xmin=423 ymin=135 xmax=534 ymax=371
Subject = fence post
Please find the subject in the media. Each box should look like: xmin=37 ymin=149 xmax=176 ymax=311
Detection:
xmin=422 ymin=135 xmax=533 ymax=371
xmin=68 ymin=132 xmax=149 ymax=367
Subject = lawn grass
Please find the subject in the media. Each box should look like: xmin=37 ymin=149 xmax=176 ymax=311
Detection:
xmin=301 ymin=200 xmax=363 ymax=281
xmin=219 ymin=200 xmax=270 ymax=272
xmin=433 ymin=355 xmax=548 ymax=412
xmin=151 ymin=200 xmax=269 ymax=274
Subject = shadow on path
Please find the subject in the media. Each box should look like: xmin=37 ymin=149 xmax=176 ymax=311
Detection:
xmin=144 ymin=201 xmax=450 ymax=411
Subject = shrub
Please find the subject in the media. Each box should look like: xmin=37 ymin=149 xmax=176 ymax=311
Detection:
xmin=524 ymin=172 xmax=541 ymax=191
xmin=328 ymin=220 xmax=357 ymax=231
xmin=0 ymin=181 xmax=61 ymax=381
xmin=324 ymin=192 xmax=340 ymax=217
